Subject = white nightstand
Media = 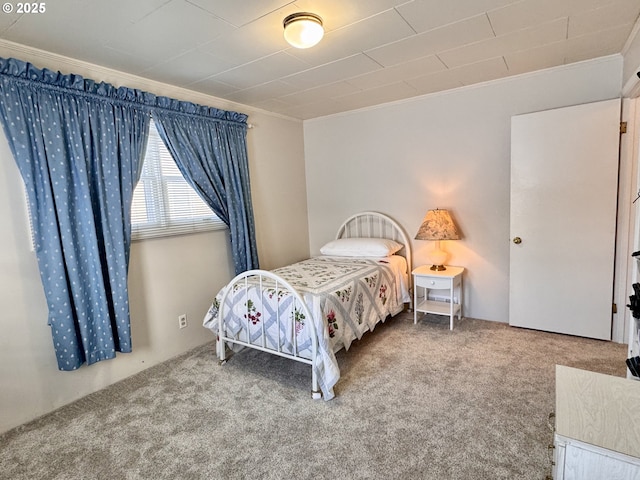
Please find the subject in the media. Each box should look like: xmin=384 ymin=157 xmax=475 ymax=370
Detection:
xmin=412 ymin=265 xmax=464 ymax=330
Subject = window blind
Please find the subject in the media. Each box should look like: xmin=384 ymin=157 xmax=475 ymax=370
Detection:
xmin=131 ymin=121 xmax=226 ymax=240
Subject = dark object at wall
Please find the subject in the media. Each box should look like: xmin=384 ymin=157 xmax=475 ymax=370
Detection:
xmin=627 ymin=283 xmax=640 ymax=319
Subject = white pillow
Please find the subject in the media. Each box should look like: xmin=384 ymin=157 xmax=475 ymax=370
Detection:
xmin=320 ymin=238 xmax=403 ymax=257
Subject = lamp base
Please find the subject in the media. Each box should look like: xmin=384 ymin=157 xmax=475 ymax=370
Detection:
xmin=429 ymin=244 xmax=448 ymax=271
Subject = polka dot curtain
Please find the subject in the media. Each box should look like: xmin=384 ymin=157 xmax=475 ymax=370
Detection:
xmin=0 ymin=57 xmax=150 ymax=370
xmin=152 ymin=104 xmax=259 ymax=274
xmin=0 ymin=57 xmax=257 ymax=370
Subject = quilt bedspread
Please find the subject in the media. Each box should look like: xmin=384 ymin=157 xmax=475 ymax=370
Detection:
xmin=203 ymin=256 xmax=407 ymax=400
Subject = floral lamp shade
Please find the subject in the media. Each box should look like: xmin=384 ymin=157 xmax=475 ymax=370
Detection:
xmin=415 ymin=209 xmax=460 ymax=241
xmin=415 ymin=209 xmax=459 ymax=270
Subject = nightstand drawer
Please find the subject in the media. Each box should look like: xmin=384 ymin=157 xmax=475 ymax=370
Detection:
xmin=414 ymin=276 xmax=450 ymax=290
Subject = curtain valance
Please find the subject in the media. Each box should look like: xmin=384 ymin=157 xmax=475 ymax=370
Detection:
xmin=0 ymin=57 xmax=248 ymax=125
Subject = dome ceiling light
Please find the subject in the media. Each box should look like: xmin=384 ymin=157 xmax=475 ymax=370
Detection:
xmin=283 ymin=12 xmax=324 ymax=49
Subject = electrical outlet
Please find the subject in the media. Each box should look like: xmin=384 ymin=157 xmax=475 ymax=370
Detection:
xmin=178 ymin=314 xmax=187 ymax=329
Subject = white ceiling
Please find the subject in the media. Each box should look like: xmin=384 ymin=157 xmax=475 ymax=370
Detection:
xmin=0 ymin=0 xmax=638 ymax=120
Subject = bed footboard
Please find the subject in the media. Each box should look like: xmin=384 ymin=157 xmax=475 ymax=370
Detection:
xmin=217 ymin=269 xmax=321 ymax=399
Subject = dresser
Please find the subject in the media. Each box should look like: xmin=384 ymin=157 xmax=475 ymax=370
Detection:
xmin=554 ymin=366 xmax=640 ymax=479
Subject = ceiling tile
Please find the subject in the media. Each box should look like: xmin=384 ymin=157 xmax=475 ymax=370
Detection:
xmin=405 ymin=70 xmax=465 ymax=95
xmin=292 ymin=0 xmax=413 ymax=31
xmin=0 ymin=11 xmax=17 ymax=33
xmin=250 ymin=97 xmax=292 ymax=111
xmin=103 ymin=0 xmax=173 ymax=23
xmin=409 ymin=57 xmax=510 ymax=94
xmin=397 ymin=0 xmax=520 ymax=33
xmin=209 ymin=52 xmax=311 ymax=90
xmin=198 ymin=4 xmax=297 ymax=65
xmin=186 ymin=77 xmax=241 ymax=99
xmin=488 ymin=0 xmax=638 ymax=37
xmin=187 ymin=0 xmax=289 ymax=27
xmin=141 ymin=50 xmax=235 ymax=87
xmin=347 ymin=55 xmax=446 ymax=90
xmin=487 ymin=0 xmax=569 ymax=36
xmin=87 ymin=46 xmax=158 ymax=76
xmin=1 ymin=1 xmax=135 ymax=62
xmin=438 ymin=17 xmax=568 ymax=69
xmin=275 ymin=98 xmax=346 ymax=119
xmin=566 ymin=0 xmax=627 ymax=14
xmin=226 ymin=80 xmax=300 ymax=104
xmin=568 ymin=1 xmax=640 ymax=38
xmin=283 ymin=54 xmax=382 ymax=90
xmin=503 ymin=41 xmax=567 ymax=75
xmin=365 ymin=14 xmax=495 ymax=67
xmin=103 ymin=1 xmax=234 ymax=65
xmin=331 ymin=81 xmax=418 ymax=111
xmin=451 ymin=56 xmax=510 ymax=86
xmin=279 ymin=81 xmax=361 ymax=105
xmin=565 ymin=23 xmax=635 ymax=63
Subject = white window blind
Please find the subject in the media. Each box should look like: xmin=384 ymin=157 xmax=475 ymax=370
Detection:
xmin=131 ymin=121 xmax=226 ymax=240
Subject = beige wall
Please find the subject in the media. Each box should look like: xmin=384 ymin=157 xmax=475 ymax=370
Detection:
xmin=304 ymin=56 xmax=623 ymax=325
xmin=0 ymin=46 xmax=308 ymax=434
xmin=623 ymin=21 xmax=640 ymax=93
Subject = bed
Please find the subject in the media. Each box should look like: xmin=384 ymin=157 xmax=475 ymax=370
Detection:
xmin=202 ymin=211 xmax=412 ymax=400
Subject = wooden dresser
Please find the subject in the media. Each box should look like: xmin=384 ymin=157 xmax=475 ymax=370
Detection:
xmin=554 ymin=365 xmax=640 ymax=479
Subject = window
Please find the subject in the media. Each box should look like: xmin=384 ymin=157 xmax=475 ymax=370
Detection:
xmin=131 ymin=120 xmax=226 ymax=239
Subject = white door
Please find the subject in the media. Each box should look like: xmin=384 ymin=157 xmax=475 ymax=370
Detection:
xmin=509 ymin=99 xmax=621 ymax=340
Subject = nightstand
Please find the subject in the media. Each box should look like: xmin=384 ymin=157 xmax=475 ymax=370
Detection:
xmin=412 ymin=265 xmax=464 ymax=330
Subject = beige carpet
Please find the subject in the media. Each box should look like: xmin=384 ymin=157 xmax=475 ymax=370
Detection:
xmin=0 ymin=313 xmax=627 ymax=480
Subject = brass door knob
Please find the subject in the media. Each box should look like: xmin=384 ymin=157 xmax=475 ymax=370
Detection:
xmin=513 ymin=236 xmax=522 ymax=244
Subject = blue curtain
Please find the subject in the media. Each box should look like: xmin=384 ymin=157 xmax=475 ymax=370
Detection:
xmin=0 ymin=58 xmax=151 ymax=370
xmin=152 ymin=99 xmax=259 ymax=273
xmin=0 ymin=57 xmax=257 ymax=369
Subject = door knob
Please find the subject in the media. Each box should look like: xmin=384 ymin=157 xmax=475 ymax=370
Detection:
xmin=513 ymin=237 xmax=522 ymax=244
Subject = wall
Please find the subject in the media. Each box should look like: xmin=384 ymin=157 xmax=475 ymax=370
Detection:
xmin=0 ymin=45 xmax=308 ymax=434
xmin=304 ymin=56 xmax=623 ymax=324
xmin=623 ymin=20 xmax=640 ymax=94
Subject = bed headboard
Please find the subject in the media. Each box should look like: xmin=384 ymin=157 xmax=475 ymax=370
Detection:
xmin=335 ymin=211 xmax=412 ymax=274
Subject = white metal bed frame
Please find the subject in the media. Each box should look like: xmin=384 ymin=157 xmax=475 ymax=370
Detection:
xmin=216 ymin=211 xmax=412 ymax=399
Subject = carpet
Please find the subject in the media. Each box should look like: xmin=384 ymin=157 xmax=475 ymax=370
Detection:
xmin=0 ymin=313 xmax=627 ymax=479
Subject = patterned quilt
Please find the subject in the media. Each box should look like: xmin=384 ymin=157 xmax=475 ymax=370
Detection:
xmin=203 ymin=255 xmax=408 ymax=400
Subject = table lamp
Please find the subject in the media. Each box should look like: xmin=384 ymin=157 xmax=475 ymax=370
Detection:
xmin=415 ymin=208 xmax=460 ymax=271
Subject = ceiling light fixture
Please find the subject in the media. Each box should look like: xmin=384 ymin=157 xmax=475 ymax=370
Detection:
xmin=283 ymin=12 xmax=324 ymax=49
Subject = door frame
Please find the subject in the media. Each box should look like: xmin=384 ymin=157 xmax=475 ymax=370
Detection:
xmin=615 ymin=97 xmax=640 ymax=343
